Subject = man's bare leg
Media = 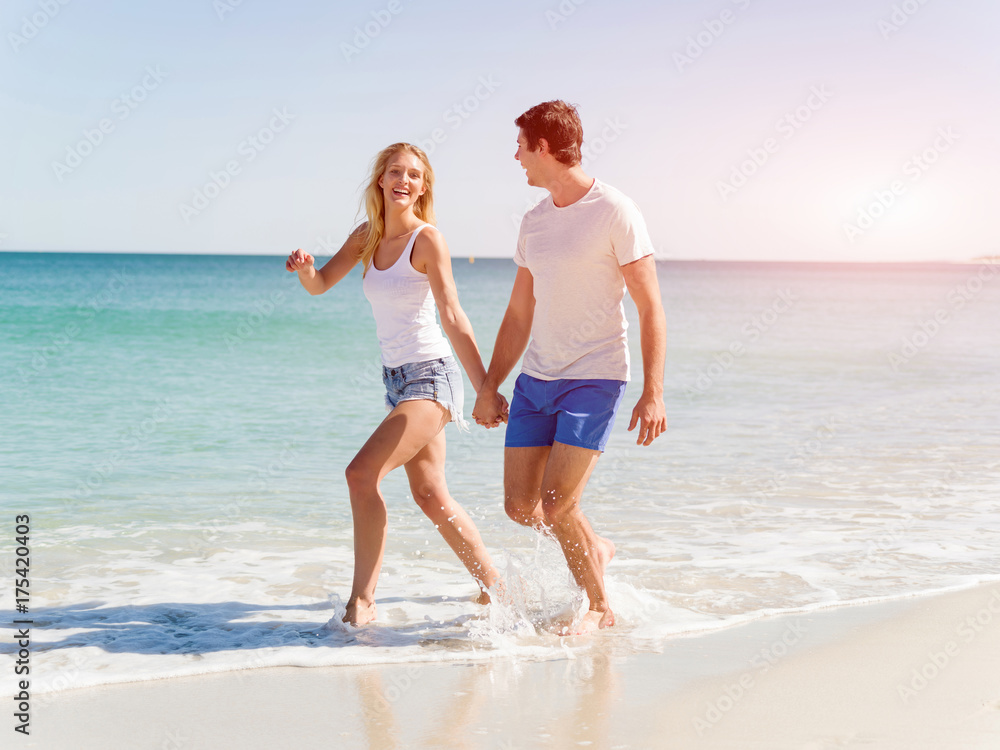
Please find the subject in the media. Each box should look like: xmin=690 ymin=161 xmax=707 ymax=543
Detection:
xmin=503 ymin=445 xmax=551 ymax=528
xmin=505 ymin=443 xmax=616 ymax=634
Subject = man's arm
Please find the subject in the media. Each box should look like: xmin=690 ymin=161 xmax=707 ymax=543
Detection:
xmin=472 ymin=266 xmax=535 ymax=426
xmin=621 ymin=255 xmax=667 ymax=446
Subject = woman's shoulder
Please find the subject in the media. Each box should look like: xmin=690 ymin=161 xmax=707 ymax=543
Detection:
xmin=411 ymin=224 xmax=449 ymax=271
xmin=416 ymin=223 xmax=443 ymax=241
xmin=414 ymin=224 xmax=446 ymax=251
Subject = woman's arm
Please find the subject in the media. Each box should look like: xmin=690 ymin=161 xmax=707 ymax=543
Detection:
xmin=286 ymin=225 xmax=365 ymax=295
xmin=472 ymin=266 xmax=534 ymax=427
xmin=413 ymin=227 xmax=488 ymax=393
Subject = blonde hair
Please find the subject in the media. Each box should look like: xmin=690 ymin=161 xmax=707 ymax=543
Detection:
xmin=357 ymin=143 xmax=436 ymax=275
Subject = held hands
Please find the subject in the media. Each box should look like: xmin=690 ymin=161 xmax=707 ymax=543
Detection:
xmin=285 ymin=248 xmax=315 ymax=273
xmin=472 ymin=389 xmax=509 ymax=429
xmin=627 ymin=392 xmax=667 ymax=446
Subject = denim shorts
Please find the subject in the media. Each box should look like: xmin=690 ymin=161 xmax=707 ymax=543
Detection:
xmin=504 ymin=373 xmax=627 ymax=452
xmin=382 ymin=356 xmax=469 ymax=431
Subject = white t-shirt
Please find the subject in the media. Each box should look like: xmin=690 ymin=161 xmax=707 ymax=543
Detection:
xmin=514 ymin=179 xmax=654 ymax=381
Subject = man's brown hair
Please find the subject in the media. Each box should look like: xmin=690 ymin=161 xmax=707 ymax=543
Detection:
xmin=514 ymin=100 xmax=583 ymax=166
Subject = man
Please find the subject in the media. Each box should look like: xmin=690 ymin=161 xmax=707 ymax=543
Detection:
xmin=473 ymin=100 xmax=667 ymax=634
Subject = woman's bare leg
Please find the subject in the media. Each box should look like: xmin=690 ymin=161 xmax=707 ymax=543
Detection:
xmin=404 ymin=429 xmax=501 ymax=600
xmin=343 ymin=399 xmax=450 ymax=625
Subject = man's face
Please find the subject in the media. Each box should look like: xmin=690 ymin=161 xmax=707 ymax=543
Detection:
xmin=514 ymin=128 xmax=542 ymax=186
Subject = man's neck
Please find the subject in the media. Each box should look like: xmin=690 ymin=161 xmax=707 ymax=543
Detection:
xmin=543 ymin=166 xmax=594 ymax=208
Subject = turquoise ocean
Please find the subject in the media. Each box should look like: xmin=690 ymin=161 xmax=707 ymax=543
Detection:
xmin=1 ymin=252 xmax=999 ymax=694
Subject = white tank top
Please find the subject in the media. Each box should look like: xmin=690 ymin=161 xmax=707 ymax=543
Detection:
xmin=362 ymin=224 xmax=453 ymax=368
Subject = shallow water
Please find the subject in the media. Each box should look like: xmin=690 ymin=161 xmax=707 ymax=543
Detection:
xmin=2 ymin=253 xmax=998 ymax=693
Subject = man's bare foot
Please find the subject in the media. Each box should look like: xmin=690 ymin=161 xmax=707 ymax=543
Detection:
xmin=549 ymin=607 xmax=615 ymax=636
xmin=595 ymin=536 xmax=616 ymax=576
xmin=475 ymin=589 xmax=491 ymax=605
xmin=343 ymin=596 xmax=376 ymax=626
xmin=571 ymin=608 xmax=615 ymax=635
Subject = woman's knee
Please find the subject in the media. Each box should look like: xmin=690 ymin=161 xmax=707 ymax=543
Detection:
xmin=345 ymin=457 xmax=378 ymax=494
xmin=410 ymin=477 xmax=450 ymax=515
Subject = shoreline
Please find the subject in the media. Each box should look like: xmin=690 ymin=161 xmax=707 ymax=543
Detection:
xmin=14 ymin=582 xmax=1000 ymax=749
xmin=12 ymin=578 xmax=1000 ymax=699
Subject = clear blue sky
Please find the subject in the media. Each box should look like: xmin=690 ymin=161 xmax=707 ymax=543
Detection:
xmin=2 ymin=0 xmax=997 ymax=261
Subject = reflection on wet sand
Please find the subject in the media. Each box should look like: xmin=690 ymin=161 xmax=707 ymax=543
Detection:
xmin=353 ymin=639 xmax=628 ymax=748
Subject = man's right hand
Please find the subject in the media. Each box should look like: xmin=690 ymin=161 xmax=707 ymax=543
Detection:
xmin=473 ymin=389 xmax=509 ymax=429
xmin=286 ymin=249 xmax=315 ymax=273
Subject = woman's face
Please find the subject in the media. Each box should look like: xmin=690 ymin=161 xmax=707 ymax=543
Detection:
xmin=378 ymin=151 xmax=427 ymax=209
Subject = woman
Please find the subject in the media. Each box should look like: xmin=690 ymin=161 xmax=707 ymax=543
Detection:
xmin=286 ymin=143 xmax=504 ymax=626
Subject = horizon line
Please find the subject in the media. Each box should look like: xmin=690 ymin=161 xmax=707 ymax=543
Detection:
xmin=1 ymin=249 xmax=997 ymax=265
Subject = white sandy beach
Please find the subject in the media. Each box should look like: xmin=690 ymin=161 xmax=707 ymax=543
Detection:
xmin=14 ymin=583 xmax=1000 ymax=749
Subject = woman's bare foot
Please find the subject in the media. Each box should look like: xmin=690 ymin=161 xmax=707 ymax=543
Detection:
xmin=343 ymin=596 xmax=377 ymax=625
xmin=475 ymin=578 xmax=510 ymax=606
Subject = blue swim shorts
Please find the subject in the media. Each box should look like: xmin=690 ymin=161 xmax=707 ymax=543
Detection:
xmin=504 ymin=374 xmax=627 ymax=452
xmin=383 ymin=357 xmax=469 ymax=431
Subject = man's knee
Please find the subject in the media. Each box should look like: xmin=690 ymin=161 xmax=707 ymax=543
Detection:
xmin=540 ymin=489 xmax=576 ymax=526
xmin=505 ymin=494 xmax=538 ymax=526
